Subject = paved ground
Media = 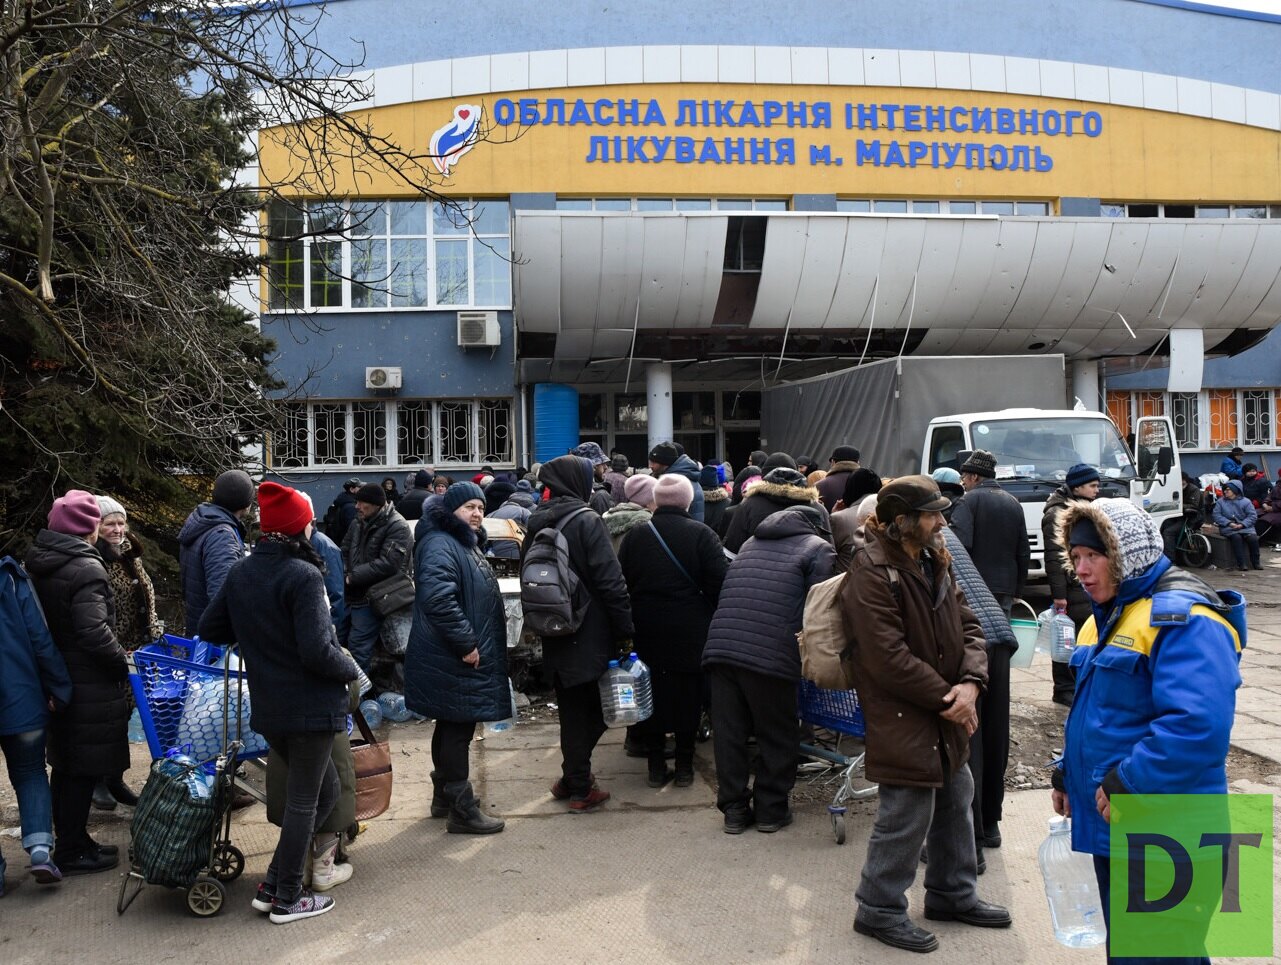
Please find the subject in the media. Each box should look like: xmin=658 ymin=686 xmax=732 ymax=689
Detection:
xmin=1 ymin=555 xmax=1279 ymax=963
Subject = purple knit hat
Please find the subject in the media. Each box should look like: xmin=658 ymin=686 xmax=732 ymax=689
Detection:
xmin=49 ymin=489 xmax=101 ymax=536
xmin=653 ymin=474 xmax=694 ymax=510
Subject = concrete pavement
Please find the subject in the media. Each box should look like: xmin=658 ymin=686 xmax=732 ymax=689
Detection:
xmin=1 ymin=554 xmax=1279 ymax=963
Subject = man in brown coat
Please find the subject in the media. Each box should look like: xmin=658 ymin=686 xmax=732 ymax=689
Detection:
xmin=841 ymin=475 xmax=1010 ymax=954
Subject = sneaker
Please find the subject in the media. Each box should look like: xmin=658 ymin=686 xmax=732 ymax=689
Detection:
xmin=567 ymin=787 xmax=611 ymax=813
xmin=29 ymin=851 xmax=61 ymax=886
xmin=251 ymin=882 xmax=275 ymax=913
xmin=56 ymin=850 xmax=118 ymax=876
xmin=269 ymin=890 xmax=335 ymax=924
xmin=549 ymin=773 xmax=594 ymax=800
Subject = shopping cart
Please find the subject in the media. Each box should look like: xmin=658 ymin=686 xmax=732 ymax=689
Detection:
xmin=118 ymin=638 xmax=261 ymax=916
xmin=797 ymin=680 xmax=877 ymax=845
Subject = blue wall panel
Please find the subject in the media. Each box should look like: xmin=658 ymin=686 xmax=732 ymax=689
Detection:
xmin=299 ymin=0 xmax=1281 ymax=94
xmin=261 ymin=310 xmax=515 ymax=398
xmin=1109 ymin=326 xmax=1281 ymax=390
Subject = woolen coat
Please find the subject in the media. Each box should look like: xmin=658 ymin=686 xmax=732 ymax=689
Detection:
xmin=817 ymin=460 xmax=861 ymax=512
xmin=703 ymin=506 xmax=836 ymax=681
xmin=404 ymin=505 xmax=509 ymax=723
xmin=24 ymin=530 xmax=130 ymax=776
xmin=198 ymin=540 xmax=358 ymax=736
xmin=618 ymin=506 xmax=728 ymax=673
xmin=840 ymin=525 xmax=989 ymax=788
xmin=0 ymin=556 xmax=72 ymax=736
xmin=523 ymin=456 xmax=635 ymax=689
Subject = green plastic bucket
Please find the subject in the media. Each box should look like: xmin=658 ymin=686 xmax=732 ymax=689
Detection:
xmin=1009 ymin=599 xmax=1040 ymax=668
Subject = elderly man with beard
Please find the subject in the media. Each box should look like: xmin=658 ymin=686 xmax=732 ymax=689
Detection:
xmin=841 ymin=475 xmax=1009 ymax=954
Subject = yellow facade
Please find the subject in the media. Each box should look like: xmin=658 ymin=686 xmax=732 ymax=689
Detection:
xmin=259 ymin=83 xmax=1281 ymax=202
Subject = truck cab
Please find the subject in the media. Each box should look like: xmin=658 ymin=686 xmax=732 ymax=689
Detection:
xmin=923 ymin=409 xmax=1180 ymax=578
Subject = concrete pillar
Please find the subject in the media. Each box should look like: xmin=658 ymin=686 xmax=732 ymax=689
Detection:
xmin=1072 ymin=360 xmax=1101 ymax=412
xmin=646 ymin=362 xmax=674 ymax=453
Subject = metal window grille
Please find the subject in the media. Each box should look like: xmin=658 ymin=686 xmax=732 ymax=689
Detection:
xmin=351 ymin=402 xmax=387 ymax=466
xmin=313 ymin=403 xmax=348 ymax=465
xmin=397 ymin=401 xmax=434 ymax=463
xmin=1170 ymin=392 xmax=1199 ymax=449
xmin=437 ymin=401 xmax=474 ymax=465
xmin=1207 ymin=389 xmax=1239 ymax=448
xmin=477 ymin=399 xmax=512 ymax=463
xmin=271 ymin=404 xmax=308 ymax=469
xmin=1242 ymin=390 xmax=1273 ymax=446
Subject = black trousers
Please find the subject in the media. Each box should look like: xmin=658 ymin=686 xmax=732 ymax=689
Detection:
xmin=262 ymin=731 xmax=339 ymax=904
xmin=969 ymin=646 xmax=1011 ymax=835
xmin=554 ymin=679 xmax=607 ymax=797
xmin=50 ymin=770 xmax=98 ymax=860
xmin=707 ymin=664 xmax=797 ymax=824
xmin=1224 ymin=531 xmax=1261 ymax=568
xmin=432 ymin=719 xmax=477 ymax=784
xmin=639 ymin=668 xmax=701 ymax=769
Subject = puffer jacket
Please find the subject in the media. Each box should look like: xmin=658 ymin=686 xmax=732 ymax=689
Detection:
xmin=941 ymin=529 xmax=1018 ymax=654
xmin=0 ymin=556 xmax=72 ymax=736
xmin=25 ymin=531 xmax=130 ymax=776
xmin=198 ymin=540 xmax=358 ymax=735
xmin=490 ymin=493 xmax=534 ymax=526
xmin=396 ymin=486 xmax=434 ymax=522
xmin=702 ymin=505 xmax=835 ymax=680
xmin=404 ymin=505 xmax=509 ymax=723
xmin=1040 ymin=487 xmax=1093 ymax=626
xmin=523 ymin=456 xmax=634 ymax=688
xmin=177 ymin=502 xmax=246 ymax=632
xmin=841 ymin=524 xmax=988 ymax=788
xmin=602 ymin=502 xmax=652 ymax=554
xmin=340 ymin=503 xmax=413 ymax=604
xmin=722 ymin=480 xmax=828 ymax=554
xmin=98 ymin=536 xmax=162 ymax=650
xmin=663 ymin=455 xmax=705 ymax=523
xmin=1212 ymin=493 xmax=1257 ymax=535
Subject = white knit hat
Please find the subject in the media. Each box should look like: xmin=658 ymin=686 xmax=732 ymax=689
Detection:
xmin=96 ymin=495 xmax=127 ymax=520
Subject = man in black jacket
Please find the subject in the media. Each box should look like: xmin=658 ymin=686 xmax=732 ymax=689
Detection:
xmin=949 ymin=450 xmax=1029 ymax=617
xmin=523 ymin=455 xmax=634 ymax=812
xmin=397 ymin=469 xmax=435 ymax=522
xmin=340 ymin=484 xmax=413 ymax=672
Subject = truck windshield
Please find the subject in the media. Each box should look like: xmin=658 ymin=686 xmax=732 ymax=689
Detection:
xmin=969 ymin=417 xmax=1136 ymax=483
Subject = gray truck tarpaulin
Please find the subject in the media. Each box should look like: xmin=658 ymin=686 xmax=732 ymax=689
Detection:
xmin=760 ymin=355 xmax=1066 ymax=477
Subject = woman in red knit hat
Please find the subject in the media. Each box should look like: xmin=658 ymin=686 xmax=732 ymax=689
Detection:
xmin=199 ymin=481 xmax=360 ymax=925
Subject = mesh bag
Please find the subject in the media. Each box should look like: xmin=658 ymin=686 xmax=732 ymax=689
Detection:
xmin=129 ymin=757 xmax=217 ymax=888
xmin=130 ymin=636 xmax=268 ymax=764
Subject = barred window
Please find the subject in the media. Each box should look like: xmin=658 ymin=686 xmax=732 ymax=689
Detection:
xmin=265 ymin=199 xmax=511 ymax=311
xmin=1242 ymin=390 xmax=1273 ymax=446
xmin=1170 ymin=392 xmax=1199 ymax=449
xmin=268 ymin=398 xmax=513 ymax=469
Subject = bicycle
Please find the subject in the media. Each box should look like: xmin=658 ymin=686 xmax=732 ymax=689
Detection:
xmin=1173 ymin=511 xmax=1212 ymax=568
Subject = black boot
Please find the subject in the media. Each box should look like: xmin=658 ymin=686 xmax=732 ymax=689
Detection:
xmin=91 ymin=780 xmax=117 ymax=812
xmin=647 ymin=754 xmax=672 ymax=788
xmin=429 ymin=770 xmax=448 ymax=818
xmin=444 ymin=782 xmax=504 ymax=835
xmin=106 ymin=776 xmax=138 ymax=808
xmin=674 ymin=752 xmax=695 ymax=788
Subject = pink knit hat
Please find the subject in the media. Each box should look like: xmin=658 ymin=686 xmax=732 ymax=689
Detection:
xmin=48 ymin=489 xmax=101 ymax=536
xmin=623 ymin=473 xmax=658 ymax=508
xmin=652 ymin=474 xmax=694 ymax=510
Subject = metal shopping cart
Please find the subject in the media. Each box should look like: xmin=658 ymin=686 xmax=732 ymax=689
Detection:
xmin=118 ymin=637 xmax=265 ymax=916
xmin=797 ymin=680 xmax=878 ymax=845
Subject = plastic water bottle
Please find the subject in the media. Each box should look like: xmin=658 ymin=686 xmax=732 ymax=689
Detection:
xmin=485 ymin=679 xmax=519 ymax=735
xmin=625 ymin=652 xmax=654 ymax=724
xmin=1039 ymin=817 xmax=1107 ymax=948
xmin=598 ymin=660 xmax=641 ymax=728
xmin=1038 ymin=609 xmax=1077 ymax=663
xmin=378 ymin=691 xmax=413 ymax=723
xmin=127 ymin=707 xmax=145 ymax=743
xmin=353 ymin=664 xmax=374 ymax=701
xmin=359 ymin=699 xmax=383 ymax=729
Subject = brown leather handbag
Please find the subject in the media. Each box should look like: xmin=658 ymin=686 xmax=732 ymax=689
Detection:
xmin=350 ymin=710 xmax=393 ymax=820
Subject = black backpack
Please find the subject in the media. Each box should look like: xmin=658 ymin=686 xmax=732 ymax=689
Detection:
xmin=520 ymin=507 xmax=593 ymax=637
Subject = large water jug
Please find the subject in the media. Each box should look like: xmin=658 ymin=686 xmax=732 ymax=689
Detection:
xmin=1037 ymin=609 xmax=1078 ymax=663
xmin=359 ymin=698 xmax=383 ymax=730
xmin=1039 ymin=816 xmax=1107 ymax=948
xmin=624 ymin=652 xmax=654 ymax=724
xmin=378 ymin=691 xmax=414 ymax=723
xmin=598 ymin=660 xmax=641 ymax=728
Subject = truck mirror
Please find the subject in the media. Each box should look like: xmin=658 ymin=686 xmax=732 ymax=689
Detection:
xmin=1157 ymin=446 xmax=1174 ymax=476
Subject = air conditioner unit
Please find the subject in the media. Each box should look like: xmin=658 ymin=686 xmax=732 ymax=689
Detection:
xmin=457 ymin=311 xmax=500 ymax=348
xmin=365 ymin=366 xmax=402 ymax=390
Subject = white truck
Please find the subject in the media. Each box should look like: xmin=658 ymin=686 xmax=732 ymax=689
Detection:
xmin=760 ymin=355 xmax=1182 ymax=578
xmin=922 ymin=409 xmax=1181 ymax=577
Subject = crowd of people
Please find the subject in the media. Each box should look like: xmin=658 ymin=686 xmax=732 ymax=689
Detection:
xmin=0 ymin=440 xmax=1247 ymax=957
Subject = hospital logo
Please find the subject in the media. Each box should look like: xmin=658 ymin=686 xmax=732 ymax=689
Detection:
xmin=429 ymin=103 xmax=483 ymax=176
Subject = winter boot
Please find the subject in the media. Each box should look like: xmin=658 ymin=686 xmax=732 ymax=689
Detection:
xmin=430 ymin=770 xmax=449 ymax=818
xmin=444 ymin=782 xmax=505 ymax=835
xmin=673 ymin=751 xmax=695 ymax=788
xmin=309 ymin=834 xmax=353 ymax=892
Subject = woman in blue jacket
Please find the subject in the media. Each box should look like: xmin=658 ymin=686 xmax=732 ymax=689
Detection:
xmin=0 ymin=556 xmax=73 ymax=892
xmin=1211 ymin=479 xmax=1261 ymax=571
xmin=405 ymin=482 xmax=507 ymax=835
xmin=1052 ymin=498 xmax=1242 ymax=964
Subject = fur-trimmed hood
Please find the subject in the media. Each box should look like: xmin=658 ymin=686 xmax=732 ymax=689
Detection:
xmin=702 ymin=485 xmax=729 ymax=503
xmin=745 ymin=480 xmax=821 ymax=506
xmin=1056 ymin=497 xmax=1164 ymax=589
xmin=602 ymin=502 xmax=651 ymax=536
xmin=829 ymin=460 xmax=861 ymax=474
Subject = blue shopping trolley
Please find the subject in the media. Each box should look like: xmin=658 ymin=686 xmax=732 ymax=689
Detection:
xmin=797 ymin=679 xmax=878 ymax=845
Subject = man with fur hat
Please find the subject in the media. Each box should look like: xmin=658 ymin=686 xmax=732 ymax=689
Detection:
xmin=572 ymin=441 xmax=616 ymax=515
xmin=842 ymin=476 xmax=1006 ymax=954
xmin=178 ymin=469 xmax=255 ymax=632
xmin=817 ymin=445 xmax=862 ymax=512
xmin=950 ymin=450 xmax=1029 ymax=618
xmin=647 ymin=441 xmax=705 ymax=524
xmin=1052 ymin=498 xmax=1243 ymax=961
xmin=340 ymin=483 xmax=413 ymax=672
xmin=722 ymin=454 xmax=829 ymax=554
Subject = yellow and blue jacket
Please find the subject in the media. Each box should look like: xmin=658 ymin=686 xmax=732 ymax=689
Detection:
xmin=1059 ymin=555 xmax=1244 ymax=855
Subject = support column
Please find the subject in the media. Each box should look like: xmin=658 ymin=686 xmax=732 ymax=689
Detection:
xmin=646 ymin=362 xmax=673 ymax=454
xmin=1072 ymin=360 xmax=1101 ymax=412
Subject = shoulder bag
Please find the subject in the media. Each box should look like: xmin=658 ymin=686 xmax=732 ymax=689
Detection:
xmin=350 ymin=709 xmax=393 ymax=820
